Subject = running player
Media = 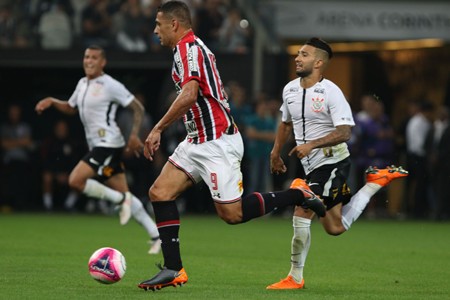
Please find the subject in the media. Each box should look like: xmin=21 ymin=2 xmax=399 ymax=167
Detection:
xmin=35 ymin=45 xmax=161 ymax=254
xmin=137 ymin=1 xmax=325 ymax=291
xmin=266 ymin=37 xmax=408 ymax=289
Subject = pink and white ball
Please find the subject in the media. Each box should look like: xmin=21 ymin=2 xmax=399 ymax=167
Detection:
xmin=88 ymin=247 xmax=126 ymax=284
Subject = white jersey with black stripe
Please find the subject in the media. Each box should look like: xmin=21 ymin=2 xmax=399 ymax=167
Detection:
xmin=68 ymin=73 xmax=134 ymax=150
xmin=280 ymin=77 xmax=355 ymax=174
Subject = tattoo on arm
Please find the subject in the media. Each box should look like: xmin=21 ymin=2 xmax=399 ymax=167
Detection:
xmin=309 ymin=125 xmax=351 ymax=149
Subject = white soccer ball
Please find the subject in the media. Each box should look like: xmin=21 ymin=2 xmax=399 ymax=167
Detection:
xmin=88 ymin=247 xmax=126 ymax=284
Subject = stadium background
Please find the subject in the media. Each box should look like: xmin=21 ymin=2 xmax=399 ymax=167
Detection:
xmin=0 ymin=0 xmax=449 ymax=218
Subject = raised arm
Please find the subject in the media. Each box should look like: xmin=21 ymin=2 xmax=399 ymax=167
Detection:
xmin=35 ymin=97 xmax=78 ymax=115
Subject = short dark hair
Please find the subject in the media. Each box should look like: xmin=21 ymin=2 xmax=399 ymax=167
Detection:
xmin=305 ymin=37 xmax=333 ymax=59
xmin=87 ymin=45 xmax=106 ymax=58
xmin=158 ymin=0 xmax=192 ymax=27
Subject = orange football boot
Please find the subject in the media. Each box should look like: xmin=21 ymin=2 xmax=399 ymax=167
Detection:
xmin=366 ymin=165 xmax=408 ymax=187
xmin=266 ymin=276 xmax=305 ymax=290
xmin=290 ymin=178 xmax=326 ymax=217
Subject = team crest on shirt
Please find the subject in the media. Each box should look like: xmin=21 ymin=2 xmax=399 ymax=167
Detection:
xmin=91 ymin=82 xmax=104 ymax=96
xmin=311 ymin=96 xmax=325 ymax=112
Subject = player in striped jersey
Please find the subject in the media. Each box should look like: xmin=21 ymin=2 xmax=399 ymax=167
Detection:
xmin=35 ymin=45 xmax=161 ymax=254
xmin=138 ymin=1 xmax=325 ymax=291
xmin=266 ymin=38 xmax=408 ymax=289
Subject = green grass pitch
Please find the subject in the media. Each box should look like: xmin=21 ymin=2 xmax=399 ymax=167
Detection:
xmin=1 ymin=213 xmax=449 ymax=300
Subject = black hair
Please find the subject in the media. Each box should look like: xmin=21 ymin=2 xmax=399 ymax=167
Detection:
xmin=305 ymin=37 xmax=333 ymax=59
xmin=158 ymin=0 xmax=192 ymax=26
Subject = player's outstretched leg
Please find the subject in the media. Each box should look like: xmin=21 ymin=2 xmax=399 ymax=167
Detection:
xmin=138 ymin=264 xmax=188 ymax=291
xmin=341 ymin=165 xmax=408 ymax=230
xmin=290 ymin=178 xmax=326 ymax=217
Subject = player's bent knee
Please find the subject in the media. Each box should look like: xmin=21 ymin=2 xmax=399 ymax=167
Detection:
xmin=68 ymin=176 xmax=84 ymax=193
xmin=324 ymin=225 xmax=345 ymax=236
xmin=219 ymin=214 xmax=242 ymax=225
xmin=215 ymin=202 xmax=243 ymax=224
xmin=149 ymin=184 xmax=178 ymax=201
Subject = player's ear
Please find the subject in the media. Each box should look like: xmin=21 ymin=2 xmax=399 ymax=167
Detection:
xmin=314 ymin=59 xmax=323 ymax=69
xmin=172 ymin=19 xmax=179 ymax=31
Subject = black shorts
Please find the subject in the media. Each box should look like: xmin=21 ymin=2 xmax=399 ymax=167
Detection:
xmin=305 ymin=157 xmax=352 ymax=210
xmin=82 ymin=147 xmax=125 ymax=181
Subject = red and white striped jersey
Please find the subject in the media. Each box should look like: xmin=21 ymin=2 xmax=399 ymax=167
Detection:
xmin=172 ymin=30 xmax=238 ymax=144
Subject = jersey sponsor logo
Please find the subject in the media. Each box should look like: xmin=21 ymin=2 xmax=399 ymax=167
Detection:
xmin=314 ymin=88 xmax=325 ymax=94
xmin=187 ymin=48 xmax=199 ymax=72
xmin=174 ymin=51 xmax=183 ymax=78
xmin=286 ymin=96 xmax=296 ymax=104
xmin=175 ymin=81 xmax=182 ymax=94
xmin=289 ymin=87 xmax=299 ymax=92
xmin=311 ymin=96 xmax=325 ymax=112
xmin=184 ymin=120 xmax=198 ymax=137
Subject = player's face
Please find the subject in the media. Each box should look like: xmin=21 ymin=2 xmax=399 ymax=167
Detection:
xmin=154 ymin=12 xmax=174 ymax=48
xmin=295 ymin=45 xmax=316 ymax=78
xmin=83 ymin=48 xmax=106 ymax=79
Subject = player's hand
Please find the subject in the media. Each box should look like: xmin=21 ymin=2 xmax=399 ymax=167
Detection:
xmin=35 ymin=98 xmax=52 ymax=114
xmin=270 ymin=155 xmax=287 ymax=175
xmin=144 ymin=129 xmax=161 ymax=161
xmin=289 ymin=143 xmax=313 ymax=159
xmin=126 ymin=134 xmax=144 ymax=158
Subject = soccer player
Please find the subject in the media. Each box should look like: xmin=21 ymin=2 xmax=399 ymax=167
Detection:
xmin=137 ymin=1 xmax=325 ymax=291
xmin=266 ymin=37 xmax=408 ymax=289
xmin=35 ymin=45 xmax=161 ymax=255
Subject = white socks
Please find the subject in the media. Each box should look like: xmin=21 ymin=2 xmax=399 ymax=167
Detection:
xmin=83 ymin=179 xmax=159 ymax=239
xmin=341 ymin=183 xmax=381 ymax=230
xmin=83 ymin=179 xmax=123 ymax=204
xmin=43 ymin=193 xmax=52 ymax=210
xmin=130 ymin=195 xmax=159 ymax=239
xmin=64 ymin=191 xmax=78 ymax=209
xmin=289 ymin=216 xmax=311 ymax=283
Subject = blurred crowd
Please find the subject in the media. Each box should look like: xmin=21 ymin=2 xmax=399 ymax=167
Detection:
xmin=0 ymin=1 xmax=449 ymax=222
xmin=0 ymin=0 xmax=252 ymax=53
xmin=1 ymin=79 xmax=449 ymax=221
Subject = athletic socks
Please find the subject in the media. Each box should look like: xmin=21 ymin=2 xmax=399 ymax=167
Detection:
xmin=289 ymin=216 xmax=311 ymax=283
xmin=152 ymin=201 xmax=182 ymax=271
xmin=341 ymin=183 xmax=381 ymax=230
xmin=83 ymin=179 xmax=123 ymax=204
xmin=241 ymin=189 xmax=302 ymax=223
xmin=43 ymin=193 xmax=52 ymax=210
xmin=64 ymin=191 xmax=78 ymax=210
xmin=131 ymin=195 xmax=159 ymax=239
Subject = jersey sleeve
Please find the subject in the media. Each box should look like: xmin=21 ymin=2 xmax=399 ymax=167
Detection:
xmin=177 ymin=44 xmax=201 ymax=87
xmin=109 ymin=78 xmax=135 ymax=107
xmin=327 ymin=85 xmax=355 ymax=127
xmin=280 ymin=84 xmax=292 ymax=123
xmin=67 ymin=79 xmax=83 ymax=108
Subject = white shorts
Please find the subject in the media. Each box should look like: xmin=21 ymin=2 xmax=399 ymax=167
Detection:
xmin=169 ymin=132 xmax=244 ymax=203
